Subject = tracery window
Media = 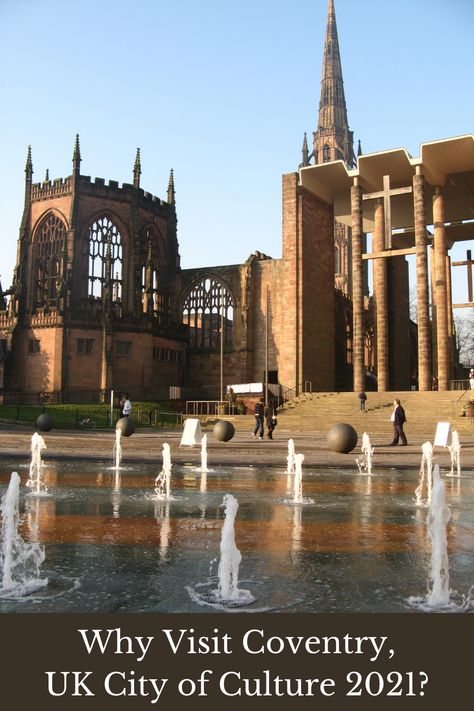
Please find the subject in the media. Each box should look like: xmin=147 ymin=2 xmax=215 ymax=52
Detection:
xmin=323 ymin=144 xmax=331 ymax=162
xmin=88 ymin=217 xmax=122 ymax=301
xmin=140 ymin=228 xmax=169 ymax=323
xmin=33 ymin=213 xmax=67 ymax=309
xmin=182 ymin=277 xmax=234 ymax=349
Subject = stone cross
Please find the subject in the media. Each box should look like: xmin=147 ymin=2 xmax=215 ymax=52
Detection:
xmin=363 ymin=174 xmax=412 ymax=250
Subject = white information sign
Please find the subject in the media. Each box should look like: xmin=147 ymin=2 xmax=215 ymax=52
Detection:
xmin=434 ymin=421 xmax=451 ymax=448
xmin=180 ymin=418 xmax=202 ymax=446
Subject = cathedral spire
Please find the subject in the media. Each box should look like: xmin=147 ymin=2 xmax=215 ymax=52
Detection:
xmin=167 ymin=169 xmax=175 ymax=205
xmin=313 ymin=0 xmax=354 ymax=167
xmin=133 ymin=148 xmax=141 ymax=188
xmin=72 ymin=134 xmax=81 ymax=176
xmin=300 ymin=133 xmax=310 ymax=167
xmin=25 ymin=145 xmax=33 ymax=178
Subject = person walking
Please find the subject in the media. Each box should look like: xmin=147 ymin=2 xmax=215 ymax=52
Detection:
xmin=358 ymin=391 xmax=367 ymax=412
xmin=469 ymin=368 xmax=474 ymax=390
xmin=390 ymin=398 xmax=407 ymax=446
xmin=252 ymin=398 xmax=265 ymax=439
xmin=265 ymin=401 xmax=278 ymax=439
xmin=121 ymin=393 xmax=132 ymax=418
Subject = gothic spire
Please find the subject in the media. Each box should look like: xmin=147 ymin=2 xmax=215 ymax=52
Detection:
xmin=133 ymin=148 xmax=141 ymax=188
xmin=167 ymin=169 xmax=175 ymax=205
xmin=313 ymin=0 xmax=354 ymax=167
xmin=301 ymin=133 xmax=310 ymax=167
xmin=72 ymin=134 xmax=81 ymax=175
xmin=45 ymin=168 xmax=50 ymax=182
xmin=25 ymin=145 xmax=33 ymax=178
xmin=357 ymin=139 xmax=362 ymax=157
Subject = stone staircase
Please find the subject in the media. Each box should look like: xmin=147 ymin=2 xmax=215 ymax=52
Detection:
xmin=275 ymin=390 xmax=473 ymax=437
xmin=199 ymin=390 xmax=473 ymax=438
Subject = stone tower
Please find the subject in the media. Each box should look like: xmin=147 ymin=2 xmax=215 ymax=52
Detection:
xmin=0 ymin=139 xmax=185 ymax=399
xmin=313 ymin=0 xmax=355 ymax=167
xmin=301 ymin=0 xmax=357 ymax=297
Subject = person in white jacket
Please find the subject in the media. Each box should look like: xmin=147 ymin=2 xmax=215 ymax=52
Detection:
xmin=122 ymin=393 xmax=132 ymax=417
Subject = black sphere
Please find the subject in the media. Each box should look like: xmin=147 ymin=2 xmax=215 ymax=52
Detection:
xmin=36 ymin=413 xmax=54 ymax=432
xmin=116 ymin=417 xmax=135 ymax=437
xmin=213 ymin=419 xmax=235 ymax=442
xmin=326 ymin=422 xmax=358 ymax=453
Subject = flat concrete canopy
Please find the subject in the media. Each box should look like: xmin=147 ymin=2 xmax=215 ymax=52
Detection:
xmin=300 ymin=134 xmax=474 ymax=242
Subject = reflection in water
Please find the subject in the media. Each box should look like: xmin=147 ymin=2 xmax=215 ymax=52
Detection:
xmin=292 ymin=506 xmax=302 ymax=555
xmin=200 ymin=434 xmax=208 ymax=473
xmin=155 ymin=500 xmax=171 ymax=561
xmin=0 ymin=458 xmax=472 ymax=613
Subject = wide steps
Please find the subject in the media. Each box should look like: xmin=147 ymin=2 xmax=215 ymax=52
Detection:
xmin=276 ymin=391 xmax=473 ymax=436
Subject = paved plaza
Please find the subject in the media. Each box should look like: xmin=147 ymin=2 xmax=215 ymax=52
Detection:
xmin=0 ymin=422 xmax=472 ymax=472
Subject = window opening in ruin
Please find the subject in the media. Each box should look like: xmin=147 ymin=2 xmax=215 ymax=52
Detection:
xmin=140 ymin=228 xmax=170 ymax=324
xmin=182 ymin=277 xmax=234 ymax=349
xmin=33 ymin=213 xmax=67 ymax=309
xmin=88 ymin=217 xmax=123 ymax=301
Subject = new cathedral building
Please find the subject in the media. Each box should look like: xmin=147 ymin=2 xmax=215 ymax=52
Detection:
xmin=1 ymin=0 xmax=473 ymax=402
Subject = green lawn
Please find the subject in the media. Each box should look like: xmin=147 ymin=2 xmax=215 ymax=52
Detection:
xmin=0 ymin=402 xmax=183 ymax=429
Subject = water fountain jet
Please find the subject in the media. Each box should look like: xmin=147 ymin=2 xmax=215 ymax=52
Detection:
xmin=415 ymin=442 xmax=433 ymax=506
xmin=356 ymin=432 xmax=374 ymax=476
xmin=447 ymin=431 xmax=461 ymax=477
xmin=113 ymin=428 xmax=122 ymax=470
xmin=1 ymin=472 xmax=48 ymax=596
xmin=155 ymin=443 xmax=172 ymax=500
xmin=26 ymin=433 xmax=47 ymax=495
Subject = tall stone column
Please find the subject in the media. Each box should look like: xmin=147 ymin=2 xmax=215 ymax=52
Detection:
xmin=446 ymin=254 xmax=454 ymax=377
xmin=413 ymin=169 xmax=431 ymax=390
xmin=433 ymin=186 xmax=449 ymax=390
xmin=351 ymin=179 xmax=365 ymax=392
xmin=373 ymin=199 xmax=388 ymax=391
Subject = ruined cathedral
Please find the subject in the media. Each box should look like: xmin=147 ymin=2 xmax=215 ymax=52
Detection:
xmin=1 ymin=1 xmax=472 ymax=400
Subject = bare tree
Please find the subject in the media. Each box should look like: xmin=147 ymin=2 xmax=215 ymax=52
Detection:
xmin=454 ymin=313 xmax=474 ymax=366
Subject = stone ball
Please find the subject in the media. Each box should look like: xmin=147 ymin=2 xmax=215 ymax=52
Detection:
xmin=36 ymin=413 xmax=54 ymax=432
xmin=326 ymin=422 xmax=358 ymax=453
xmin=213 ymin=419 xmax=235 ymax=442
xmin=116 ymin=417 xmax=135 ymax=437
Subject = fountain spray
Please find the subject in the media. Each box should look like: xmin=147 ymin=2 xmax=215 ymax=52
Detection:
xmin=26 ymin=433 xmax=47 ymax=495
xmin=1 ymin=472 xmax=48 ymax=595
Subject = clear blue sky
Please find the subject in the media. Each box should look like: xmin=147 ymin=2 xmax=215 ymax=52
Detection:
xmin=1 ymin=0 xmax=473 ymax=303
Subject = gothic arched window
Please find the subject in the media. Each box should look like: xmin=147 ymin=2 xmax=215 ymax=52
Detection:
xmin=182 ymin=277 xmax=234 ymax=349
xmin=33 ymin=213 xmax=67 ymax=309
xmin=140 ymin=228 xmax=169 ymax=323
xmin=88 ymin=217 xmax=123 ymax=301
xmin=323 ymin=144 xmax=331 ymax=162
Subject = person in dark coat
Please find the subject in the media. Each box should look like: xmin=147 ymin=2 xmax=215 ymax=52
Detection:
xmin=265 ymin=401 xmax=278 ymax=440
xmin=390 ymin=399 xmax=407 ymax=446
xmin=358 ymin=391 xmax=367 ymax=412
xmin=252 ymin=398 xmax=265 ymax=439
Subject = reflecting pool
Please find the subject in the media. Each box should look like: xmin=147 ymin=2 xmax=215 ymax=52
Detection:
xmin=0 ymin=459 xmax=473 ymax=613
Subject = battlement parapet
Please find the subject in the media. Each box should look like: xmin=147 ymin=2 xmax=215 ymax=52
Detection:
xmin=30 ymin=173 xmax=174 ymax=212
xmin=31 ymin=176 xmax=73 ymax=200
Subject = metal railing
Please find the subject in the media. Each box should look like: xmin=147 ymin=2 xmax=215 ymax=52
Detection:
xmin=185 ymin=400 xmax=238 ymax=418
xmin=278 ymin=381 xmax=313 ymax=407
